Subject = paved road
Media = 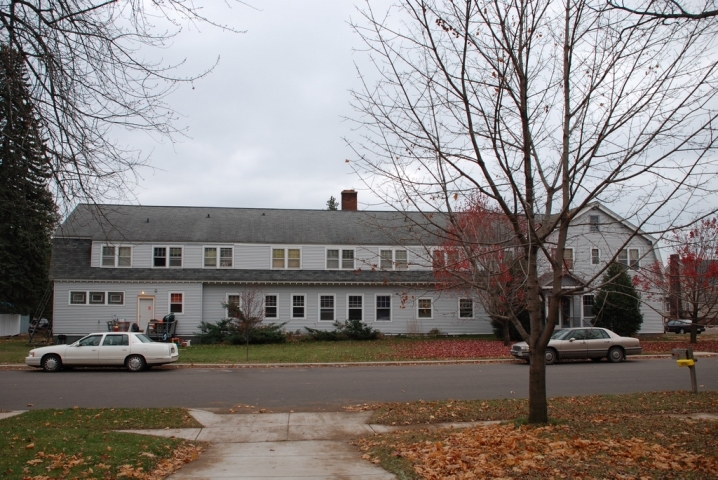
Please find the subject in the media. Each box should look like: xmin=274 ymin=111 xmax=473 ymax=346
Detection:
xmin=1 ymin=358 xmax=717 ymax=411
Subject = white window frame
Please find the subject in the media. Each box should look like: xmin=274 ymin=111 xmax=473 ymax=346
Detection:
xmin=291 ymin=294 xmax=306 ymax=319
xmin=617 ymin=248 xmax=640 ymax=268
xmin=591 ymin=248 xmax=600 ymax=265
xmin=108 ymin=292 xmax=125 ymax=306
xmin=100 ymin=245 xmax=132 ymax=268
xmin=379 ymin=248 xmax=409 ymax=270
xmin=318 ymin=294 xmax=336 ymax=322
xmin=169 ymin=291 xmax=185 ymax=315
xmin=375 ymin=294 xmax=392 ymax=322
xmin=417 ymin=297 xmax=433 ymax=319
xmin=89 ymin=291 xmax=106 ymax=305
xmin=69 ymin=291 xmax=87 ymax=305
xmin=264 ymin=293 xmax=279 ymax=319
xmin=458 ymin=298 xmax=474 ymax=319
xmin=325 ymin=248 xmax=355 ymax=270
xmin=582 ymin=295 xmax=595 ymax=318
xmin=272 ymin=247 xmax=302 ymax=269
xmin=204 ymin=246 xmax=234 ymax=268
xmin=346 ymin=294 xmax=364 ymax=321
xmin=225 ymin=293 xmax=241 ymax=317
xmin=589 ymin=215 xmax=600 ymax=232
xmin=68 ymin=290 xmax=124 ymax=306
xmin=153 ymin=245 xmax=183 ymax=268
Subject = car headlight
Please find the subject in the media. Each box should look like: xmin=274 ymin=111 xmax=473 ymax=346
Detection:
xmin=28 ymin=351 xmax=35 ymax=357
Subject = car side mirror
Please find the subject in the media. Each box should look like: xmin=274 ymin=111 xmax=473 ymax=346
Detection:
xmin=569 ymin=338 xmax=575 ymax=342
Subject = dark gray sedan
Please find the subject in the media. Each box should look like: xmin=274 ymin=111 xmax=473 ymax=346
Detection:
xmin=510 ymin=327 xmax=642 ymax=364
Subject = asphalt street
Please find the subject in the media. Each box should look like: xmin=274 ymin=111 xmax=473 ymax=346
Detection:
xmin=1 ymin=358 xmax=717 ymax=411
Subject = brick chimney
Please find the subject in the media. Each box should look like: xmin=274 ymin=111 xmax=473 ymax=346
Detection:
xmin=341 ymin=189 xmax=357 ymax=211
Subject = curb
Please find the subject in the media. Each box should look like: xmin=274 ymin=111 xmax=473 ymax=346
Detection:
xmin=1 ymin=352 xmax=716 ymax=370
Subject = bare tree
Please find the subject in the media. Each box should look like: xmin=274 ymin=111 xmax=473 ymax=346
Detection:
xmin=0 ymin=1 xmax=244 ymax=213
xmin=224 ymin=289 xmax=266 ymax=363
xmin=349 ymin=0 xmax=718 ymax=423
xmin=609 ymin=0 xmax=718 ymax=20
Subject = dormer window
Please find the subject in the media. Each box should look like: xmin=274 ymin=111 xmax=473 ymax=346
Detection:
xmin=273 ymin=248 xmax=301 ymax=269
xmin=153 ymin=246 xmax=182 ymax=268
xmin=204 ymin=247 xmax=233 ymax=268
xmin=101 ymin=245 xmax=132 ymax=267
xmin=380 ymin=249 xmax=408 ymax=270
xmin=326 ymin=249 xmax=354 ymax=269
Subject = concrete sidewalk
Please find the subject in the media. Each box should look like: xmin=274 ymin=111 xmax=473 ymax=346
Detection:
xmin=126 ymin=409 xmax=500 ymax=479
xmin=127 ymin=410 xmax=397 ymax=479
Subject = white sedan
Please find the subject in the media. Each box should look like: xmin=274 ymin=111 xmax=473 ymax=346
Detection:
xmin=26 ymin=332 xmax=179 ymax=372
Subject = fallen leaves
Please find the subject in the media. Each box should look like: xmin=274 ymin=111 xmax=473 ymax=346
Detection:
xmin=19 ymin=444 xmax=204 ymax=480
xmin=389 ymin=339 xmax=511 ymax=359
xmin=358 ymin=423 xmax=718 ymax=479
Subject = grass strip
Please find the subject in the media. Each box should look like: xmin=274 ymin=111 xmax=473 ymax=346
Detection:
xmin=0 ymin=407 xmax=203 ymax=479
xmin=357 ymin=391 xmax=718 ymax=479
xmin=3 ymin=334 xmax=718 ymax=365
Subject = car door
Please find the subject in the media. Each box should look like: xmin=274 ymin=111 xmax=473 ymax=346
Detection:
xmin=64 ymin=334 xmax=103 ymax=365
xmin=585 ymin=328 xmax=612 ymax=358
xmin=561 ymin=329 xmax=588 ymax=358
xmin=99 ymin=334 xmax=130 ymax=365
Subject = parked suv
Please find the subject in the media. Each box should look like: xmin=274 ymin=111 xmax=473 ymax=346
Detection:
xmin=664 ymin=319 xmax=705 ymax=334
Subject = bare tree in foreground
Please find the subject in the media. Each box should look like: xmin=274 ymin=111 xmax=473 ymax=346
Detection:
xmin=225 ymin=290 xmax=266 ymax=363
xmin=0 ymin=1 xmax=244 ymax=213
xmin=350 ymin=0 xmax=718 ymax=423
xmin=609 ymin=0 xmax=718 ymax=19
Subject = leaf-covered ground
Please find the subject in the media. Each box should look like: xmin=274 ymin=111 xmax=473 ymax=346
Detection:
xmin=357 ymin=392 xmax=718 ymax=479
xmin=0 ymin=408 xmax=204 ymax=479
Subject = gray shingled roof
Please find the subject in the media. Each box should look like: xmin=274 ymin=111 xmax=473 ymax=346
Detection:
xmin=50 ymin=238 xmax=436 ymax=284
xmin=56 ymin=204 xmax=444 ymax=245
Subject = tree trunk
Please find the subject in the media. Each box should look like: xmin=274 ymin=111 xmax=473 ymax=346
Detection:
xmin=528 ymin=348 xmax=548 ymax=423
xmin=690 ymin=323 xmax=698 ymax=344
xmin=246 ymin=336 xmax=249 ymax=362
xmin=503 ymin=322 xmax=511 ymax=346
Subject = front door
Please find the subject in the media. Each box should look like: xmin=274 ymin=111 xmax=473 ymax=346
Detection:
xmin=137 ymin=297 xmax=155 ymax=332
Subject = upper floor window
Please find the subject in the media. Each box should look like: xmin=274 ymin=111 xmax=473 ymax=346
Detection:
xmin=154 ymin=246 xmax=182 ymax=268
xmin=102 ymin=245 xmax=132 ymax=267
xmin=551 ymin=247 xmax=574 ymax=270
xmin=205 ymin=247 xmax=233 ymax=268
xmin=273 ymin=248 xmax=301 ymax=269
xmin=326 ymin=249 xmax=354 ymax=269
xmin=380 ymin=249 xmax=408 ymax=270
xmin=591 ymin=248 xmax=600 ymax=265
xmin=589 ymin=215 xmax=600 ymax=232
xmin=617 ymin=248 xmax=639 ymax=268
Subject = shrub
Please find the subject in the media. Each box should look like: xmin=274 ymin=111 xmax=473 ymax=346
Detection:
xmin=304 ymin=318 xmax=381 ymax=341
xmin=199 ymin=320 xmax=288 ymax=345
xmin=593 ymin=263 xmax=643 ymax=336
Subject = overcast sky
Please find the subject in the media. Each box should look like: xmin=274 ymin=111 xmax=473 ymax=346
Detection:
xmin=119 ymin=1 xmax=388 ymax=211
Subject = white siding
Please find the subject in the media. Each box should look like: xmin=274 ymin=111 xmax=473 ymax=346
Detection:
xmin=201 ymin=285 xmax=492 ymax=335
xmin=54 ymin=282 xmax=203 ymax=336
xmin=302 ymin=245 xmax=325 ymax=269
xmin=183 ymin=245 xmax=204 ymax=268
xmin=134 ymin=244 xmax=152 ymax=268
xmin=236 ymin=245 xmax=271 ymax=269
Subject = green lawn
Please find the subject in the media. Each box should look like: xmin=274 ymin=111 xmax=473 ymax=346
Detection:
xmin=4 ymin=333 xmax=717 ymax=365
xmin=0 ymin=407 xmax=203 ymax=479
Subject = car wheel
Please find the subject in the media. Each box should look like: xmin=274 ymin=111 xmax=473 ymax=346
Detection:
xmin=545 ymin=349 xmax=557 ymax=365
xmin=42 ymin=354 xmax=62 ymax=372
xmin=125 ymin=355 xmax=146 ymax=372
xmin=608 ymin=347 xmax=624 ymax=363
xmin=590 ymin=357 xmax=602 ymax=362
xmin=678 ymin=328 xmax=684 ymax=334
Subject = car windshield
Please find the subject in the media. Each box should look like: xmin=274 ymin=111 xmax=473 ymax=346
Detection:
xmin=551 ymin=330 xmax=571 ymax=340
xmin=134 ymin=334 xmax=154 ymax=343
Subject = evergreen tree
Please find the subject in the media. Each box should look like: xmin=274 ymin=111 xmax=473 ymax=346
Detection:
xmin=0 ymin=46 xmax=57 ymax=315
xmin=326 ymin=196 xmax=339 ymax=210
xmin=593 ymin=263 xmax=643 ymax=336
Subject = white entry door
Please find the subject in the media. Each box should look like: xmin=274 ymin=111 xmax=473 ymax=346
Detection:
xmin=137 ymin=297 xmax=155 ymax=332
